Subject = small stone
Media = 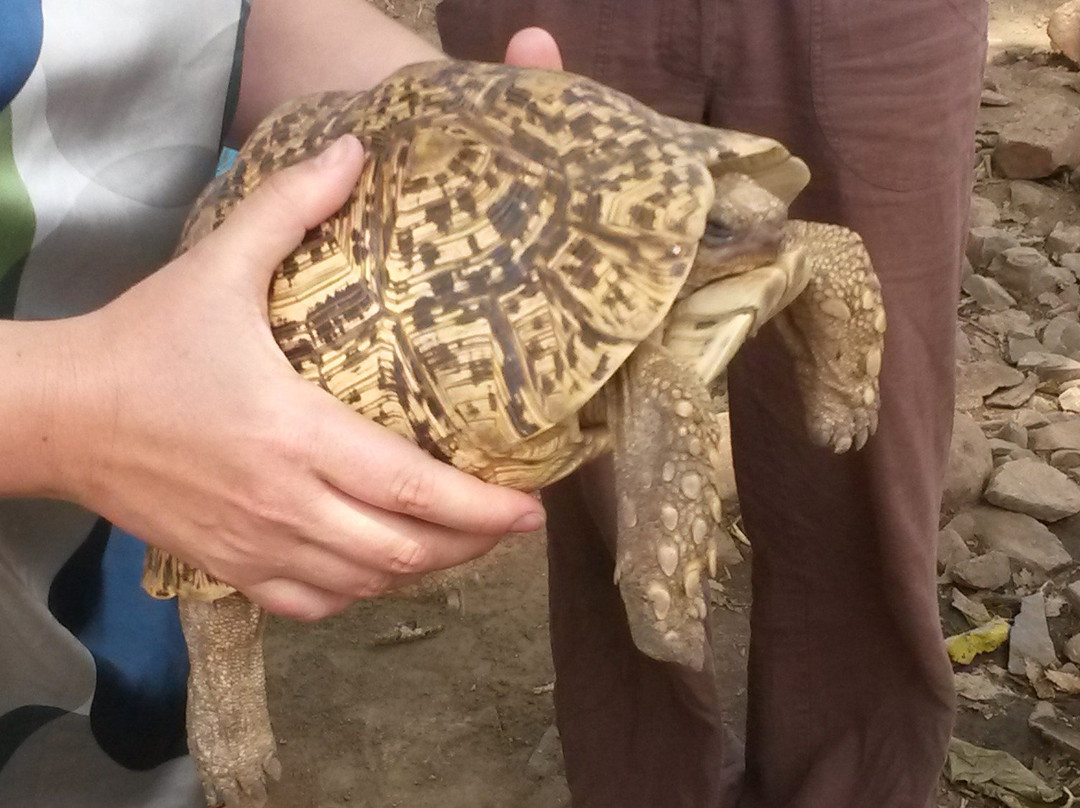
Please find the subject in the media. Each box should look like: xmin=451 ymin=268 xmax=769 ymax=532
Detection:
xmin=1010 ymin=179 xmax=1066 ymax=216
xmin=993 ymin=96 xmax=1080 ymax=179
xmin=1013 ymin=408 xmax=1052 ymax=430
xmin=1061 ymin=387 xmax=1080 ymax=413
xmin=1067 ymin=580 xmax=1080 ymax=611
xmin=956 ymin=327 xmax=973 ymax=362
xmin=967 ymin=226 xmax=1021 ymax=271
xmin=979 ymin=309 xmax=1034 ymax=338
xmin=981 ymin=88 xmax=1013 ymax=107
xmin=1066 ymin=634 xmax=1080 ymax=665
xmin=1046 ymin=222 xmax=1080 ymax=257
xmin=951 ymin=587 xmax=992 ymax=626
xmin=1030 ymin=418 xmax=1080 ymax=451
xmin=970 ymin=195 xmax=999 ymax=227
xmin=1009 ymin=593 xmax=1060 ymax=674
xmin=942 ymin=412 xmax=994 ymax=515
xmin=938 ymin=527 xmax=973 ymax=573
xmin=962 ymin=274 xmax=1018 ymax=311
xmin=997 ymin=420 xmax=1029 ymax=448
xmin=986 ymin=247 xmax=1060 ymax=298
xmin=952 ymin=551 xmax=1013 ymax=591
xmin=985 ymin=375 xmax=1039 ymax=409
xmin=956 ymin=361 xmax=1026 ymax=401
xmin=989 ymin=438 xmax=1037 ymax=465
xmin=1060 ymin=252 xmax=1080 ymax=281
xmin=1016 ymin=352 xmax=1080 ymax=387
xmin=1008 ymin=335 xmax=1046 ymax=365
xmin=1029 ymin=701 xmax=1080 ymax=761
xmin=1042 ymin=315 xmax=1080 ymax=359
xmin=946 ymin=511 xmax=978 ymax=542
xmin=985 ymin=457 xmax=1080 ymax=522
xmin=1051 ymin=448 xmax=1080 ymax=471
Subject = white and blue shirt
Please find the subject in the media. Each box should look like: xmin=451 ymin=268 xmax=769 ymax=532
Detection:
xmin=0 ymin=3 xmax=246 ymax=805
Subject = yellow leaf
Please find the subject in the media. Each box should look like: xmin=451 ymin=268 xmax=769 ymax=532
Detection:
xmin=945 ymin=617 xmax=1010 ymax=664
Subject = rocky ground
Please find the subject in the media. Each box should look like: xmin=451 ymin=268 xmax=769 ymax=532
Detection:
xmin=262 ymin=2 xmax=1080 ymax=806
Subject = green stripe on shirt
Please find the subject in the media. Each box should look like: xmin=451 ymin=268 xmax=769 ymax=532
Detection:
xmin=0 ymin=106 xmax=35 ymax=316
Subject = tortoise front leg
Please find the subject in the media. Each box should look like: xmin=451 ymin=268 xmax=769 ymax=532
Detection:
xmin=608 ymin=341 xmax=729 ymax=671
xmin=178 ymin=593 xmax=280 ymax=808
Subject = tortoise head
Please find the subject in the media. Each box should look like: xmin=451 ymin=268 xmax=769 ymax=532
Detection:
xmin=659 ymin=149 xmax=816 ymax=384
xmin=685 ymin=171 xmax=790 ymax=293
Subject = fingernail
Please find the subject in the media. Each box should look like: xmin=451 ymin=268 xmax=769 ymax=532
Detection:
xmin=511 ymin=510 xmax=546 ymax=533
xmin=315 ymin=135 xmax=357 ymax=168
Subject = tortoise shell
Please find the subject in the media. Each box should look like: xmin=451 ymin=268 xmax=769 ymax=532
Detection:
xmin=183 ymin=60 xmax=784 ymax=484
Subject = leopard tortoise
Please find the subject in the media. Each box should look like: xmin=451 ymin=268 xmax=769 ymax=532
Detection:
xmin=142 ymin=60 xmax=885 ymax=807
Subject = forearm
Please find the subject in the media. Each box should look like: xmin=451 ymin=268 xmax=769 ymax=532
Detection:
xmin=229 ymin=0 xmax=444 ymax=143
xmin=0 ymin=317 xmax=90 ymax=499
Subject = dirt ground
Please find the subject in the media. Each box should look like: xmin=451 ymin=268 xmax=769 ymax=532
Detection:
xmin=264 ymin=2 xmax=1072 ymax=806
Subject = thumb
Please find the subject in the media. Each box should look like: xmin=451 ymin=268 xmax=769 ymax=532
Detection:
xmin=504 ymin=27 xmax=564 ymax=70
xmin=197 ymin=135 xmax=365 ymax=294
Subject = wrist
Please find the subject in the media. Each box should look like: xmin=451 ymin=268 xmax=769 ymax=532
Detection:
xmin=0 ymin=313 xmax=107 ymax=503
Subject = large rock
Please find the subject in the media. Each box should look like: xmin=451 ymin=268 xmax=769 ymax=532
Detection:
xmin=943 ymin=413 xmax=994 ymax=515
xmin=984 ymin=457 xmax=1080 ymax=521
xmin=992 ymin=96 xmax=1080 ymax=179
xmin=968 ymin=505 xmax=1074 ymax=573
xmin=1049 ymin=0 xmax=1080 ymax=66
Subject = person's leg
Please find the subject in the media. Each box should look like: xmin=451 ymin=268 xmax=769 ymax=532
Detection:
xmin=707 ymin=2 xmax=987 ymax=806
xmin=438 ymin=3 xmax=743 ymax=805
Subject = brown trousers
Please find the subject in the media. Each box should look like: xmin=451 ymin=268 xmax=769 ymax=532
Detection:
xmin=437 ymin=2 xmax=988 ymax=806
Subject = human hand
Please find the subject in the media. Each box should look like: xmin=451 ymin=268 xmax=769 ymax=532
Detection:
xmin=53 ymin=135 xmax=545 ymax=620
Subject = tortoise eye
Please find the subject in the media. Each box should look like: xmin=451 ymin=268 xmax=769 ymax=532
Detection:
xmin=703 ymin=221 xmax=735 ymax=246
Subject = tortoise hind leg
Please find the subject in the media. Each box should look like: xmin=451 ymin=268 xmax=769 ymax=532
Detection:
xmin=776 ymin=220 xmax=886 ymax=452
xmin=609 ymin=341 xmax=731 ymax=671
xmin=178 ymin=593 xmax=280 ymax=808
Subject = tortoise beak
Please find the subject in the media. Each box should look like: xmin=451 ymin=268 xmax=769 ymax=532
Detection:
xmin=661 ymin=244 xmax=811 ymax=384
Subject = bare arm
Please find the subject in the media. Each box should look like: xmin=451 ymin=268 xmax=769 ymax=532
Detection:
xmin=0 ymin=138 xmax=544 ymax=620
xmin=228 ymin=0 xmax=444 ymax=143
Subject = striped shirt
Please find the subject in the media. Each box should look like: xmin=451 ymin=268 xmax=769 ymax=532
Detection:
xmin=0 ymin=3 xmax=245 ymax=805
